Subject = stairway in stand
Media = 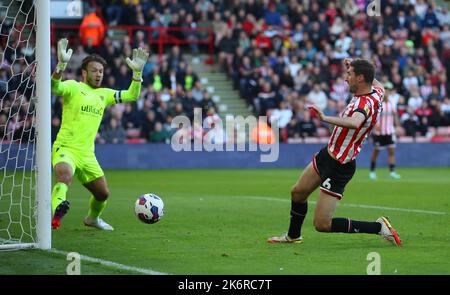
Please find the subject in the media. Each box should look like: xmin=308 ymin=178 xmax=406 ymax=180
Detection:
xmin=186 ymin=54 xmax=252 ymax=121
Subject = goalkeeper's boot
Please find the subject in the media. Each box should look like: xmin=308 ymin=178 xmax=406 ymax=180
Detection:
xmin=390 ymin=172 xmax=401 ymax=179
xmin=377 ymin=216 xmax=402 ymax=246
xmin=51 ymin=200 xmax=70 ymax=230
xmin=83 ymin=216 xmax=114 ymax=231
xmin=267 ymin=233 xmax=303 ymax=244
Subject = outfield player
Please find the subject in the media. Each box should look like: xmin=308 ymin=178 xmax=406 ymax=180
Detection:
xmin=369 ymin=82 xmax=401 ymax=180
xmin=50 ymin=38 xmax=149 ymax=230
xmin=268 ymin=59 xmax=401 ymax=246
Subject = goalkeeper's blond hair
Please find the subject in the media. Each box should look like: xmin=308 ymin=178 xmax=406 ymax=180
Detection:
xmin=81 ymin=54 xmax=107 ymax=71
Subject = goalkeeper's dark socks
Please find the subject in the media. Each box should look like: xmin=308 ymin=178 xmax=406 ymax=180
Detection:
xmin=287 ymin=201 xmax=308 ymax=239
xmin=331 ymin=218 xmax=381 ymax=234
xmin=370 ymin=161 xmax=376 ymax=171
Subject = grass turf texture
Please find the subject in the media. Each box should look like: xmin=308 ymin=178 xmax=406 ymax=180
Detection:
xmin=1 ymin=168 xmax=449 ymax=274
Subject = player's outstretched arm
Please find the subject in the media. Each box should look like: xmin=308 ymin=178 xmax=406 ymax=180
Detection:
xmin=125 ymin=47 xmax=149 ymax=82
xmin=114 ymin=48 xmax=149 ymax=103
xmin=51 ymin=38 xmax=73 ymax=95
xmin=52 ymin=38 xmax=73 ymax=80
xmin=309 ymin=105 xmax=366 ymax=129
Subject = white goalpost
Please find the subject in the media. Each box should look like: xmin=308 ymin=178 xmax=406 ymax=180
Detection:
xmin=0 ymin=0 xmax=51 ymax=250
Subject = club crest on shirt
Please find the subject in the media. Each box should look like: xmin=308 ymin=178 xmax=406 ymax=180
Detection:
xmin=364 ymin=101 xmax=372 ymax=115
xmin=99 ymin=95 xmax=104 ymax=101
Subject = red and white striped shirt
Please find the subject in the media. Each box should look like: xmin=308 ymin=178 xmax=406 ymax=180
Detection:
xmin=328 ymin=86 xmax=384 ymax=164
xmin=374 ymin=100 xmax=396 ymax=136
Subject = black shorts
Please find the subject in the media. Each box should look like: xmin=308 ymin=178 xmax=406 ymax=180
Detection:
xmin=373 ymin=134 xmax=396 ymax=148
xmin=312 ymin=147 xmax=356 ymax=200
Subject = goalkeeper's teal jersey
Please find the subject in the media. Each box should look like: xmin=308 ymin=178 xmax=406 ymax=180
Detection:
xmin=51 ymin=78 xmax=141 ymax=152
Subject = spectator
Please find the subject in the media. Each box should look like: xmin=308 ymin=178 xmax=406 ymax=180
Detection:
xmin=101 ymin=118 xmax=126 ymax=144
xmin=79 ymin=8 xmax=105 ymax=47
xmin=122 ymin=103 xmax=142 ymax=130
xmin=270 ymin=101 xmax=293 ymax=129
xmin=167 ymin=45 xmax=184 ymax=70
xmin=287 ymin=55 xmax=301 ymax=78
xmin=264 ymin=3 xmax=281 ymax=26
xmin=424 ymin=6 xmax=440 ymax=28
xmin=149 ymin=66 xmax=163 ymax=92
xmin=428 ymin=85 xmax=443 ymax=102
xmin=441 ymin=97 xmax=450 ymax=123
xmin=255 ymin=82 xmax=277 ymax=116
xmin=298 ymin=110 xmax=317 ymax=138
xmin=182 ymin=65 xmax=199 ymax=91
xmin=307 ymin=84 xmax=328 ymax=111
xmin=200 ymin=91 xmax=216 ymax=117
xmin=420 ymin=78 xmax=433 ymax=100
xmin=183 ymin=13 xmax=200 ymax=55
xmin=212 ymin=12 xmax=228 ymax=46
xmin=197 ymin=11 xmax=213 ymax=42
xmin=402 ymin=70 xmax=419 ymax=91
xmin=68 ymin=45 xmax=88 ymax=73
xmin=330 ymin=77 xmax=349 ymax=102
xmin=203 ymin=106 xmax=224 ymax=144
xmin=191 ymin=81 xmax=204 ymax=103
xmin=401 ymin=107 xmax=420 ymax=137
xmin=407 ymin=88 xmax=424 ymax=111
xmin=436 ymin=7 xmax=450 ymax=26
xmin=287 ymin=118 xmax=300 ymax=139
xmin=149 ymin=122 xmax=170 ymax=143
xmin=182 ymin=90 xmax=197 ymax=119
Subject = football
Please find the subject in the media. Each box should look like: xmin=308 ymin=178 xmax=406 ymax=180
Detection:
xmin=135 ymin=193 xmax=164 ymax=224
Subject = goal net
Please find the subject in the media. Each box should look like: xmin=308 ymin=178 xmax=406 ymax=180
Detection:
xmin=0 ymin=0 xmax=51 ymax=250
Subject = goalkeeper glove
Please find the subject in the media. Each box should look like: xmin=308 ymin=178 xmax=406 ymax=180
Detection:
xmin=125 ymin=47 xmax=149 ymax=81
xmin=56 ymin=38 xmax=73 ymax=73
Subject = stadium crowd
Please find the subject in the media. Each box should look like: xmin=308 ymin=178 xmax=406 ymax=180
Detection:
xmin=1 ymin=0 xmax=450 ymax=145
xmin=214 ymin=0 xmax=450 ymax=141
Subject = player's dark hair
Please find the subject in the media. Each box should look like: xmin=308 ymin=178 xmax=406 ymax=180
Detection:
xmin=350 ymin=59 xmax=375 ymax=84
xmin=81 ymin=54 xmax=107 ymax=71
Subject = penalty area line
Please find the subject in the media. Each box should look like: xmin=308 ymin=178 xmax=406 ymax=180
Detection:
xmin=47 ymin=248 xmax=169 ymax=275
xmin=242 ymin=196 xmax=448 ymax=216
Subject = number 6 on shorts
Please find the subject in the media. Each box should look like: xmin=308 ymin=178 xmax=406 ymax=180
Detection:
xmin=322 ymin=178 xmax=331 ymax=189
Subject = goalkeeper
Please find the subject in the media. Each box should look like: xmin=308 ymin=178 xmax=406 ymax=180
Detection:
xmin=50 ymin=38 xmax=149 ymax=230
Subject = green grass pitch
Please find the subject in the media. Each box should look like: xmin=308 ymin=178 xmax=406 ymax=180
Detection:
xmin=0 ymin=167 xmax=449 ymax=274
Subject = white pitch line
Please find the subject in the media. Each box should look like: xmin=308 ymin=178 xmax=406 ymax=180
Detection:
xmin=47 ymin=248 xmax=169 ymax=275
xmin=242 ymin=196 xmax=448 ymax=215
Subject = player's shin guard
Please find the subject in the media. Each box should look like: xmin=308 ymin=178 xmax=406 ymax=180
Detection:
xmin=88 ymin=195 xmax=107 ymax=218
xmin=331 ymin=218 xmax=381 ymax=234
xmin=288 ymin=201 xmax=308 ymax=239
xmin=51 ymin=182 xmax=68 ymax=215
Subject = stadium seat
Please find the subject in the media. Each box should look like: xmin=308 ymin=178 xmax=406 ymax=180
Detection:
xmin=416 ymin=136 xmax=431 ymax=143
xmin=126 ymin=128 xmax=141 ymax=138
xmin=125 ymin=138 xmax=146 ymax=144
xmin=304 ymin=137 xmax=320 ymax=143
xmin=436 ymin=127 xmax=449 ymax=136
xmin=317 ymin=127 xmax=330 ymax=137
xmin=398 ymin=137 xmax=414 ymax=143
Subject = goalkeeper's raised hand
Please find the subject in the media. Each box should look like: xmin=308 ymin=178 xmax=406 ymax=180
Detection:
xmin=56 ymin=38 xmax=73 ymax=73
xmin=125 ymin=47 xmax=149 ymax=82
